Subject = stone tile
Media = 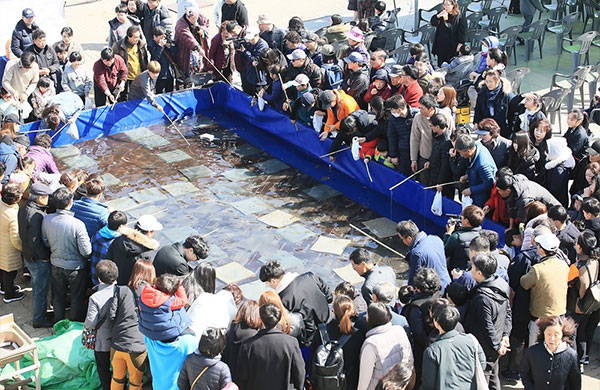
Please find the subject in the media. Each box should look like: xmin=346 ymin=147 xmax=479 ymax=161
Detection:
xmin=210 ymin=182 xmax=248 ymax=200
xmin=231 ymin=198 xmax=270 ymax=215
xmin=259 ymin=250 xmax=303 ymax=270
xmin=126 ymin=204 xmax=167 ymax=220
xmin=124 ymin=127 xmax=155 ymax=140
xmin=179 ymin=165 xmax=214 ymax=180
xmin=254 ymin=159 xmax=290 ymax=174
xmin=333 ymin=264 xmax=365 ymax=285
xmin=161 ymin=226 xmax=199 ymax=243
xmin=208 ymin=244 xmax=229 ymax=266
xmin=303 ymin=184 xmax=341 ymax=200
xmin=277 ymin=224 xmax=317 ymax=243
xmin=157 ymin=149 xmax=192 ymax=164
xmin=234 ymin=143 xmax=261 ymax=157
xmin=104 ymin=196 xmax=139 ymax=211
xmin=62 ymin=155 xmax=96 ymax=169
xmin=162 ymin=181 xmax=200 ymax=197
xmin=239 ymin=280 xmax=274 ymax=301
xmin=51 ymin=144 xmax=80 ymax=159
xmin=362 ymin=217 xmax=399 ymax=239
xmin=101 ymin=173 xmax=121 ymax=187
xmin=129 ymin=187 xmax=168 ymax=203
xmin=311 ymin=236 xmax=351 ymax=255
xmin=137 ymin=134 xmax=170 ymax=149
xmin=258 ymin=210 xmax=298 ymax=228
xmin=221 ymin=168 xmax=257 ymax=182
xmin=216 ymin=262 xmax=255 ymax=284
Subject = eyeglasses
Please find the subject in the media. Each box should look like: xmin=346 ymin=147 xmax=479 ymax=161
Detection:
xmin=370 ymin=57 xmax=377 ymax=60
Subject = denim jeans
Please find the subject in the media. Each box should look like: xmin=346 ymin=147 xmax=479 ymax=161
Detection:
xmin=51 ymin=265 xmax=88 ymax=322
xmin=26 ymin=260 xmax=51 ymax=323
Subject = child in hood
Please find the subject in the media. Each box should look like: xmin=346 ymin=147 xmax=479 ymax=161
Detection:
xmin=90 ymin=211 xmax=127 ymax=285
xmin=470 ymin=36 xmax=499 ymax=79
xmin=363 ymin=69 xmax=392 ymax=104
xmin=139 ymin=273 xmax=192 ymax=341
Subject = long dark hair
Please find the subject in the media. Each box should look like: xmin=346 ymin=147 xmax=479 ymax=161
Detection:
xmin=182 ymin=262 xmax=216 ymax=303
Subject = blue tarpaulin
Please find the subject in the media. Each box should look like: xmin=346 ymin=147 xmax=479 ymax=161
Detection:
xmin=19 ymin=82 xmax=506 ymax=244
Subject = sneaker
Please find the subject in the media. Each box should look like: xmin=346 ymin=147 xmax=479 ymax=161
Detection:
xmin=583 ymin=355 xmax=590 ymax=365
xmin=0 ymin=285 xmax=21 ymax=295
xmin=3 ymin=291 xmax=24 ymax=303
xmin=32 ymin=320 xmax=54 ymax=329
xmin=501 ymin=370 xmax=521 ymax=380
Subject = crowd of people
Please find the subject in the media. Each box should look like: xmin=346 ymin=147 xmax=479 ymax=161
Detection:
xmin=0 ymin=0 xmax=600 ymax=389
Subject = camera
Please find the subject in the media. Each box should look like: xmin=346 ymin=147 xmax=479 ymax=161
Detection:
xmin=226 ymin=37 xmax=246 ymax=51
xmin=445 ymin=213 xmax=462 ymax=227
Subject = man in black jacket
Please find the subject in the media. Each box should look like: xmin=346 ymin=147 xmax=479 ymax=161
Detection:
xmin=235 ymin=303 xmax=305 ymax=390
xmin=106 ymin=214 xmax=161 ymax=285
xmin=443 ymin=204 xmax=484 ymax=271
xmin=548 ymin=205 xmax=580 ymax=264
xmin=428 ymin=113 xmax=452 ymax=197
xmin=152 ymin=235 xmax=209 ymax=277
xmin=17 ymin=182 xmax=53 ymax=328
xmin=342 ymin=52 xmax=369 ymax=108
xmin=221 ymin=0 xmax=249 ymax=27
xmin=386 ymin=94 xmax=416 ymax=176
xmin=257 ymin=14 xmax=285 ymax=50
xmin=24 ymin=29 xmax=61 ymax=89
xmin=10 ymin=8 xmax=39 ymax=58
xmin=464 ymin=253 xmax=512 ymax=390
xmin=259 ymin=260 xmax=332 ymax=347
xmin=496 ymin=173 xmax=561 ymax=230
xmin=141 ymin=0 xmax=173 ymax=43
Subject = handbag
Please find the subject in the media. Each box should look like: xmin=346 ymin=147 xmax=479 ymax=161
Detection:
xmin=81 ymin=287 xmax=116 ymax=350
xmin=469 ymin=334 xmax=489 ymax=390
xmin=578 ymin=263 xmax=600 ymax=314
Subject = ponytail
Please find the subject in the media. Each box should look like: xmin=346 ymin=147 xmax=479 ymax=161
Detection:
xmin=333 ymin=295 xmax=355 ymax=335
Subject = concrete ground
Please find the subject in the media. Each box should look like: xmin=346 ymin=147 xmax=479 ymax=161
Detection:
xmin=1 ymin=0 xmax=599 ymax=389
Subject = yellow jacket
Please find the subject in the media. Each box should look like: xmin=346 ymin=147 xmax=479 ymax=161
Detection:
xmin=0 ymin=201 xmax=22 ymax=272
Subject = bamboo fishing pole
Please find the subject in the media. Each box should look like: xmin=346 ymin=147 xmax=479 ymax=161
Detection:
xmin=423 ymin=180 xmax=461 ymax=190
xmin=388 ymin=166 xmax=427 ymax=191
xmin=364 ymin=159 xmax=373 ymax=183
xmin=201 ymin=54 xmax=235 ymax=89
xmin=51 ymin=107 xmax=84 ymax=140
xmin=163 ymin=112 xmax=192 ymax=147
xmin=278 ymin=74 xmax=299 ymax=131
xmin=319 ymin=146 xmax=351 ymax=158
xmin=349 ymin=223 xmax=405 ymax=258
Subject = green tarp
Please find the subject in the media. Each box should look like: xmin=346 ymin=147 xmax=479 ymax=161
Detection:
xmin=1 ymin=320 xmax=100 ymax=390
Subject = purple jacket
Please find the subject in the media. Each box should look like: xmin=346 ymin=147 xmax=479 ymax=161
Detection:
xmin=26 ymin=145 xmax=59 ymax=176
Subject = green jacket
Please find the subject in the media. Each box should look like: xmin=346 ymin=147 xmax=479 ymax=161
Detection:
xmin=421 ymin=330 xmax=486 ymax=390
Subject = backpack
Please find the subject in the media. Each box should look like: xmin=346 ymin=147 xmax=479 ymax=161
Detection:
xmin=310 ymin=324 xmax=352 ymax=390
xmin=578 ymin=263 xmax=600 ymax=314
xmin=321 ymin=63 xmax=343 ymax=90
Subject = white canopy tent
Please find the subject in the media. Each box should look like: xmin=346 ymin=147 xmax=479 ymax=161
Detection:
xmin=0 ymin=0 xmax=67 ymax=58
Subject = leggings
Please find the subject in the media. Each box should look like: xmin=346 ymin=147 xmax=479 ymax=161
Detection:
xmin=110 ymin=348 xmax=147 ymax=390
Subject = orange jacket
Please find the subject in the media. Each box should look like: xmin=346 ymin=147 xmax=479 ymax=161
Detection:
xmin=325 ymin=90 xmax=359 ymax=132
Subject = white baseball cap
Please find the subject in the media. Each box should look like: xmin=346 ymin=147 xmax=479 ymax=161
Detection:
xmin=136 ymin=215 xmax=163 ymax=231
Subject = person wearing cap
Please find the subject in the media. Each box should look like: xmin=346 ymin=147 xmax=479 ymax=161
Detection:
xmin=236 ymin=26 xmax=268 ymax=95
xmin=141 ymin=0 xmax=173 ymax=44
xmin=320 ymin=44 xmax=344 ymax=90
xmin=520 ymin=231 xmax=569 ymax=345
xmin=571 ymin=139 xmax=600 ymax=198
xmin=342 ymin=26 xmax=369 ymax=63
xmin=476 ymin=118 xmax=512 ymax=169
xmin=281 ymin=73 xmax=311 ymax=109
xmin=291 ymin=91 xmax=317 ymax=126
xmin=257 ymin=14 xmax=285 ymax=50
xmin=2 ymin=52 xmax=40 ymax=104
xmin=17 ymin=182 xmax=53 ymax=326
xmin=341 ymin=52 xmax=369 ymax=108
xmin=364 ymin=68 xmax=392 ymax=104
xmin=303 ymin=32 xmax=323 ymax=67
xmin=24 ymin=29 xmax=61 ymax=90
xmin=41 ymin=187 xmax=92 ymax=322
xmin=106 ymin=214 xmax=161 ymax=286
xmin=388 ymin=64 xmax=404 ymax=96
xmin=285 ymin=48 xmax=322 ymax=89
xmin=10 ymin=8 xmax=39 ymax=58
xmin=175 ymin=6 xmax=210 ymax=83
xmin=318 ymin=89 xmax=359 ymax=141
xmin=153 ymin=235 xmax=209 ymax=277
xmin=396 ymin=64 xmax=424 ymax=109
xmin=221 ymin=0 xmax=248 ymax=27
xmin=0 ymin=113 xmax=21 ymax=139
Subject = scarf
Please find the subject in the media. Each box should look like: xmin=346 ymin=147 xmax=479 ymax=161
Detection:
xmin=519 ymin=108 xmax=539 ymax=131
xmin=486 ymin=83 xmax=502 ymax=117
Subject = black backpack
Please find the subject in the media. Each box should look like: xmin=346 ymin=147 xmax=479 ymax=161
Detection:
xmin=310 ymin=324 xmax=352 ymax=390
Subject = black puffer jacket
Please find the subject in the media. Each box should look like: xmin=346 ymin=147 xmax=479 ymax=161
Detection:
xmin=387 ymin=108 xmax=417 ymax=158
xmin=17 ymin=200 xmax=50 ymax=262
xmin=508 ymin=147 xmax=539 ymax=181
xmin=178 ymin=353 xmax=231 ymax=390
xmin=109 ymin=285 xmax=145 ymax=354
xmin=106 ymin=227 xmax=159 ymax=285
xmin=507 ymin=247 xmax=540 ymax=340
xmin=221 ymin=322 xmax=259 ymax=376
xmin=329 ymin=109 xmax=376 ymax=154
xmin=520 ymin=343 xmax=581 ymax=390
xmin=285 ymin=57 xmax=322 ymax=88
xmin=444 ymin=226 xmax=482 ymax=271
xmin=505 ymin=174 xmax=561 ymax=222
xmin=341 ymin=65 xmax=369 ymax=106
xmin=564 ymin=125 xmax=589 ymax=162
xmin=557 ymin=221 xmax=581 ymax=264
xmin=464 ymin=275 xmax=512 ymax=362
